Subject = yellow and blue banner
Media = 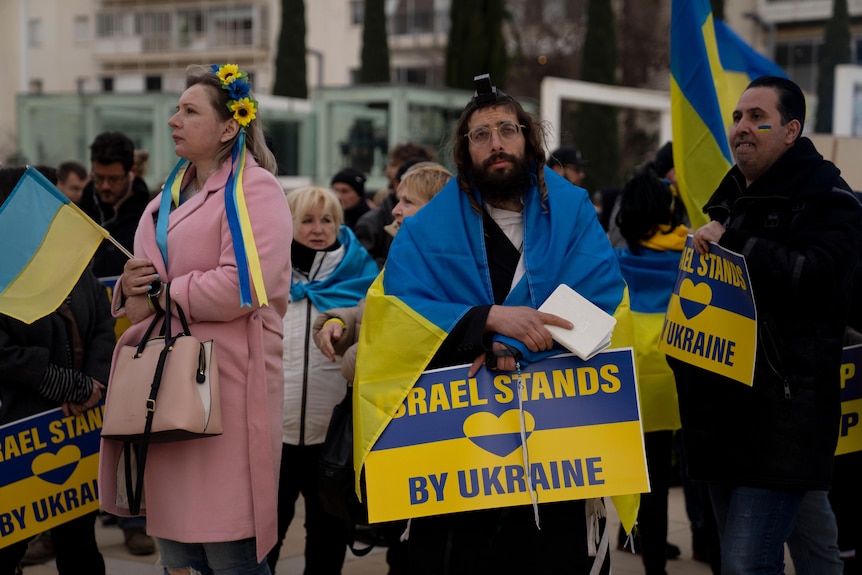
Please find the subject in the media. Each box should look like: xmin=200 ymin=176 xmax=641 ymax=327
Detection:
xmin=0 ymin=167 xmax=109 ymax=324
xmin=364 ymin=350 xmax=648 ymax=523
xmin=837 ymin=345 xmax=862 ymax=456
xmin=671 ymin=0 xmax=786 ymax=229
xmin=0 ymin=404 xmax=103 ymax=548
xmin=658 ymin=236 xmax=756 ymax=385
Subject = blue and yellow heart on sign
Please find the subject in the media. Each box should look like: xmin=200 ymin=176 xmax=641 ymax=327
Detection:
xmin=658 ymin=236 xmax=757 ymax=385
xmin=462 ymin=410 xmax=535 ymax=458
xmin=364 ymin=350 xmax=648 ymax=523
xmin=31 ymin=445 xmax=82 ymax=485
xmin=678 ymin=278 xmax=712 ymax=320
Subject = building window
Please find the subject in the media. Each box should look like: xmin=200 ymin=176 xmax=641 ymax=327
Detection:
xmin=178 ymin=9 xmax=205 ymax=47
xmin=145 ymin=76 xmax=162 ymax=92
xmin=76 ymin=78 xmax=87 ymax=94
xmin=212 ymin=7 xmax=254 ymax=47
xmin=775 ymin=39 xmax=821 ymax=93
xmin=96 ymin=13 xmax=121 ymax=38
xmin=74 ymin=16 xmax=88 ymax=43
xmin=395 ymin=67 xmax=429 ymax=86
xmin=102 ymin=77 xmax=114 ymax=93
xmin=28 ymin=19 xmax=42 ymax=47
xmin=392 ymin=0 xmax=438 ymax=35
xmin=351 ymin=1 xmax=364 ymax=26
xmin=140 ymin=12 xmax=172 ymax=52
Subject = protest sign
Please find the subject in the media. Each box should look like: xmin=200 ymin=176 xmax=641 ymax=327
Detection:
xmin=364 ymin=350 xmax=647 ymax=523
xmin=0 ymin=404 xmax=102 ymax=548
xmin=838 ymin=344 xmax=862 ymax=455
xmin=659 ymin=236 xmax=756 ymax=385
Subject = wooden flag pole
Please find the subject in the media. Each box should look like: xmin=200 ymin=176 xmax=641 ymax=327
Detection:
xmin=106 ymin=235 xmax=135 ymax=259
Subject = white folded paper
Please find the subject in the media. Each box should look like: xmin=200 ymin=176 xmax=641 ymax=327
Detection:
xmin=539 ymin=284 xmax=617 ymax=361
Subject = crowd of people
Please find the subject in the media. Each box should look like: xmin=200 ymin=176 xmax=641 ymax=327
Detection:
xmin=0 ymin=65 xmax=860 ymax=575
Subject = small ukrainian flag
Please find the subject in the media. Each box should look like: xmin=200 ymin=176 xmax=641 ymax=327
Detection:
xmin=0 ymin=167 xmax=109 ymax=323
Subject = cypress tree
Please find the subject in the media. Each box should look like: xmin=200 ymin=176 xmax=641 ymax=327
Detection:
xmin=445 ymin=0 xmax=508 ymax=91
xmin=816 ymin=0 xmax=850 ymax=133
xmin=359 ymin=0 xmax=391 ymax=83
xmin=573 ymin=0 xmax=619 ymax=190
xmin=273 ymin=0 xmax=307 ymax=98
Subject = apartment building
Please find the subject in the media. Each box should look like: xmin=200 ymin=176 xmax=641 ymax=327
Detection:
xmin=6 ymin=0 xmax=862 ymax=166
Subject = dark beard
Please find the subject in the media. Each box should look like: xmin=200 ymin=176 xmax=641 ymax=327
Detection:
xmin=472 ymin=152 xmax=532 ymax=208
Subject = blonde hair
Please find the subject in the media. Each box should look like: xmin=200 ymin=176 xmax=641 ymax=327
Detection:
xmin=398 ymin=162 xmax=453 ymax=205
xmin=184 ymin=65 xmax=277 ymax=174
xmin=286 ymin=186 xmax=344 ymax=230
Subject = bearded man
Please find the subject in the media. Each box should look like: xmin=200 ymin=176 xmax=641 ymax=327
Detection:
xmin=353 ymin=74 xmax=634 ymax=574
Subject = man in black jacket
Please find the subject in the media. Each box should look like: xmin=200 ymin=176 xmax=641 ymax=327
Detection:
xmin=671 ymin=76 xmax=862 ymax=574
xmin=77 ymin=132 xmax=155 ymax=555
xmin=78 ymin=132 xmax=150 ymax=280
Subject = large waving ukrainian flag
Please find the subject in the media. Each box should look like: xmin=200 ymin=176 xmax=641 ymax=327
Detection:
xmin=671 ymin=0 xmax=786 ymax=229
xmin=0 ymin=167 xmax=109 ymax=324
xmin=355 ymin=167 xmax=642 ymax=532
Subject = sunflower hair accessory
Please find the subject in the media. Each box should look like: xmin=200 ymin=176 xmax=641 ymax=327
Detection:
xmin=211 ymin=63 xmax=258 ymax=128
xmin=156 ymin=64 xmax=268 ymax=309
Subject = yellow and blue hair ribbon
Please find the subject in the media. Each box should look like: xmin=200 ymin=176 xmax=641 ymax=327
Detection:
xmin=157 ymin=130 xmax=267 ymax=307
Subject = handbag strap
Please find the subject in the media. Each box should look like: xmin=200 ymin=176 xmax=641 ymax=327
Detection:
xmin=123 ymin=282 xmax=198 ymax=514
xmin=124 ymin=319 xmax=175 ymax=514
xmin=135 ymin=307 xmax=166 ymax=356
xmin=163 ymin=283 xmax=193 ymax=341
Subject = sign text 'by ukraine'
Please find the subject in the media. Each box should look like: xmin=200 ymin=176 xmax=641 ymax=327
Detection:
xmin=364 ymin=350 xmax=648 ymax=523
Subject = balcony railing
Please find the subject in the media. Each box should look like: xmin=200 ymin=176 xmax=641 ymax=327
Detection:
xmin=95 ymin=6 xmax=267 ymax=54
xmin=388 ymin=9 xmax=449 ymax=37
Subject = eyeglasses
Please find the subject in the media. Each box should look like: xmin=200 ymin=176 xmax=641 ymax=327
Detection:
xmin=92 ymin=173 xmax=128 ymax=187
xmin=464 ymin=121 xmax=526 ymax=147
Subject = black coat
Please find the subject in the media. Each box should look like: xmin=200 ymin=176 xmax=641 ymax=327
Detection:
xmin=355 ymin=192 xmax=396 ymax=269
xmin=0 ymin=270 xmax=116 ymax=424
xmin=79 ymin=177 xmax=150 ymax=279
xmin=671 ymin=137 xmax=862 ymax=490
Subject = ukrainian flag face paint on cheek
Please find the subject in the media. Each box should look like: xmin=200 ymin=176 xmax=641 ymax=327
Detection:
xmin=757 ymin=125 xmax=772 ymax=132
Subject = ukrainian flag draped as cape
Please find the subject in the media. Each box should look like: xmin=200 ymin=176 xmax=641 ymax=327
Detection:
xmin=615 ymin=226 xmax=688 ymax=433
xmin=355 ymin=167 xmax=640 ymax=532
xmin=671 ymin=0 xmax=786 ymax=229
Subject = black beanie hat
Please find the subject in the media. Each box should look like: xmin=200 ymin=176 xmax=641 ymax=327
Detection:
xmin=330 ymin=168 xmax=366 ymax=198
xmin=652 ymin=142 xmax=674 ymax=178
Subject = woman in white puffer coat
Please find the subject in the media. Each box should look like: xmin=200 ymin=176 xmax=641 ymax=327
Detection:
xmin=267 ymin=186 xmax=378 ymax=575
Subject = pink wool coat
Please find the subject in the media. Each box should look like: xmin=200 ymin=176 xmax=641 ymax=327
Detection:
xmin=99 ymin=154 xmax=292 ymax=563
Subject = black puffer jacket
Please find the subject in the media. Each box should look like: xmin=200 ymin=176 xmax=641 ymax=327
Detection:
xmin=671 ymin=137 xmax=862 ymax=490
xmin=0 ymin=270 xmax=116 ymax=424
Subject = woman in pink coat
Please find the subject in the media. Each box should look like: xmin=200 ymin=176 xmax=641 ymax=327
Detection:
xmin=99 ymin=64 xmax=292 ymax=574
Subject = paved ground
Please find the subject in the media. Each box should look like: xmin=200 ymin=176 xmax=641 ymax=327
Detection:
xmin=21 ymin=486 xmax=796 ymax=574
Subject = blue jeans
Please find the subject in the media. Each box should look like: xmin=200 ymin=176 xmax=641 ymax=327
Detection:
xmin=708 ymin=483 xmax=805 ymax=575
xmin=156 ymin=537 xmax=270 ymax=575
xmin=786 ymin=490 xmax=843 ymax=575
